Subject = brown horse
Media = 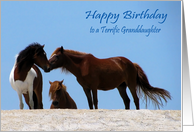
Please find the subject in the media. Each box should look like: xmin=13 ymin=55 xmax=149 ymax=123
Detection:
xmin=49 ymin=80 xmax=77 ymax=109
xmin=48 ymin=46 xmax=171 ymax=110
xmin=9 ymin=43 xmax=50 ymax=109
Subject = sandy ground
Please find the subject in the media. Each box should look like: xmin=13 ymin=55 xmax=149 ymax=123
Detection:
xmin=1 ymin=109 xmax=181 ymax=131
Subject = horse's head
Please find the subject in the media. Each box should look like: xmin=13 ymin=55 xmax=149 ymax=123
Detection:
xmin=49 ymin=46 xmax=64 ymax=70
xmin=49 ymin=80 xmax=66 ymax=107
xmin=33 ymin=44 xmax=50 ymax=72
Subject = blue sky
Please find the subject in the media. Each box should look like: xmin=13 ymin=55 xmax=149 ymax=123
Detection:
xmin=1 ymin=1 xmax=181 ymax=110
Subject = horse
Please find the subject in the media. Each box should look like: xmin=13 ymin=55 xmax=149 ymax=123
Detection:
xmin=9 ymin=43 xmax=50 ymax=109
xmin=48 ymin=46 xmax=171 ymax=110
xmin=49 ymin=80 xmax=77 ymax=109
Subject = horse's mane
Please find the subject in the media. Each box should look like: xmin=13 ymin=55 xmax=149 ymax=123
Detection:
xmin=49 ymin=81 xmax=67 ymax=100
xmin=16 ymin=42 xmax=43 ymax=71
xmin=50 ymin=48 xmax=88 ymax=59
xmin=64 ymin=49 xmax=87 ymax=55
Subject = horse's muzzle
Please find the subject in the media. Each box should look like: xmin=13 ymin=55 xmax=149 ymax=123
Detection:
xmin=44 ymin=66 xmax=51 ymax=73
xmin=48 ymin=63 xmax=54 ymax=71
xmin=52 ymin=101 xmax=59 ymax=106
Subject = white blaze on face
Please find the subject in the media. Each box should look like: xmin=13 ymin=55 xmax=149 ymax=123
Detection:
xmin=50 ymin=54 xmax=56 ymax=59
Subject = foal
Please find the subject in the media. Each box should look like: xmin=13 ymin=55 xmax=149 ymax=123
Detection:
xmin=49 ymin=80 xmax=77 ymax=109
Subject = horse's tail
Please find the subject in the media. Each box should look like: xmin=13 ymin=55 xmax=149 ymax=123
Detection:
xmin=33 ymin=91 xmax=38 ymax=109
xmin=133 ymin=63 xmax=171 ymax=109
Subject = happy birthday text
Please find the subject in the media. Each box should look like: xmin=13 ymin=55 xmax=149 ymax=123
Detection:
xmin=86 ymin=9 xmax=167 ymax=24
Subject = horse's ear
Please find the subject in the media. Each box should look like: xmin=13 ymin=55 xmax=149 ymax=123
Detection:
xmin=42 ymin=44 xmax=45 ymax=48
xmin=60 ymin=79 xmax=64 ymax=84
xmin=49 ymin=81 xmax=52 ymax=84
xmin=60 ymin=46 xmax=64 ymax=54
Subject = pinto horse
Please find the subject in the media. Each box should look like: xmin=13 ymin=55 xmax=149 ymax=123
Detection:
xmin=9 ymin=43 xmax=50 ymax=109
xmin=49 ymin=80 xmax=77 ymax=109
xmin=49 ymin=46 xmax=171 ymax=110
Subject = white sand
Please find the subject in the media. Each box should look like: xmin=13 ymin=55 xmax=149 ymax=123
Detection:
xmin=1 ymin=109 xmax=181 ymax=131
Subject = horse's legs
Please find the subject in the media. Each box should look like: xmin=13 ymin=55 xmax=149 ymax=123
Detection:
xmin=17 ymin=90 xmax=24 ymax=109
xmin=23 ymin=93 xmax=31 ymax=109
xmin=92 ymin=89 xmax=98 ymax=109
xmin=127 ymin=83 xmax=139 ymax=110
xmin=34 ymin=88 xmax=43 ymax=109
xmin=117 ymin=82 xmax=130 ymax=109
xmin=33 ymin=74 xmax=43 ymax=109
xmin=34 ymin=91 xmax=43 ymax=109
xmin=28 ymin=86 xmax=34 ymax=109
xmin=83 ymin=88 xmax=93 ymax=109
xmin=32 ymin=91 xmax=38 ymax=109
